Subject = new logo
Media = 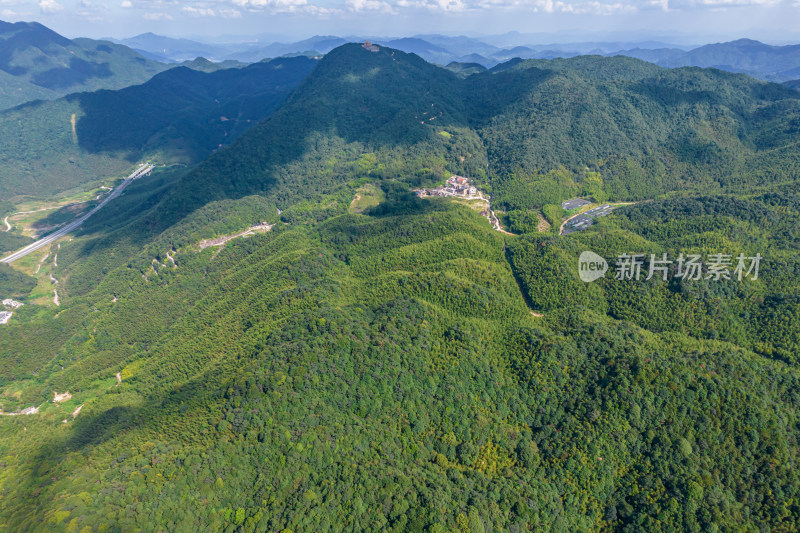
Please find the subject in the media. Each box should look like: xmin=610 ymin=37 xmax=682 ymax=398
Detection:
xmin=579 ymin=251 xmax=608 ymax=282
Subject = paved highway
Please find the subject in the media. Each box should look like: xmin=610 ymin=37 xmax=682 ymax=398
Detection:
xmin=0 ymin=164 xmax=153 ymax=264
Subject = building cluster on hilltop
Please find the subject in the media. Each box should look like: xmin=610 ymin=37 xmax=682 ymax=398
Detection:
xmin=415 ymin=175 xmax=479 ymax=199
xmin=362 ymin=41 xmax=379 ymax=53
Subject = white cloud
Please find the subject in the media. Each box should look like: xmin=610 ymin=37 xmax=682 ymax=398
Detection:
xmin=225 ymin=0 xmax=338 ymax=14
xmin=670 ymin=0 xmax=783 ymax=5
xmin=120 ymin=0 xmax=131 ymax=6
xmin=37 ymin=0 xmax=63 ymax=12
xmin=143 ymin=10 xmax=172 ymax=17
xmin=648 ymin=0 xmax=670 ymax=11
xmin=218 ymin=7 xmax=242 ymax=16
xmin=182 ymin=5 xmax=215 ymax=15
xmin=230 ymin=0 xmax=305 ymax=10
xmin=396 ymin=0 xmax=466 ymax=11
xmin=347 ymin=0 xmax=396 ymax=13
xmin=389 ymin=0 xmax=793 ymax=14
xmin=528 ymin=0 xmax=637 ymax=14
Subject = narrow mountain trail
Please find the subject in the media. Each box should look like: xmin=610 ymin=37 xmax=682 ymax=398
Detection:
xmin=35 ymin=252 xmax=50 ymax=274
xmin=50 ymin=273 xmax=60 ymax=306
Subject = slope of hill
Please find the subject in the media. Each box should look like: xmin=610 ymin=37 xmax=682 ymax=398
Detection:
xmin=376 ymin=38 xmax=454 ymax=65
xmin=224 ymin=35 xmax=347 ymax=62
xmin=659 ymin=38 xmax=800 ymax=82
xmin=0 ymin=56 xmax=317 ymax=202
xmin=176 ymin=57 xmax=246 ymax=72
xmin=0 ymin=43 xmax=799 ymax=532
xmin=0 ymin=67 xmax=54 ymax=110
xmin=612 ymin=47 xmax=685 ymax=64
xmin=118 ymin=32 xmax=228 ymax=62
xmin=466 ymin=55 xmax=800 ymax=210
xmin=0 ymin=20 xmax=169 ymax=110
xmin=445 ymin=61 xmax=488 ymax=77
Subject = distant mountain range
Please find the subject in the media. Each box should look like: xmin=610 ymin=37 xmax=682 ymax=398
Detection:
xmin=111 ymin=33 xmax=345 ymax=63
xmin=656 ymin=38 xmax=800 ymax=81
xmin=114 ymin=30 xmax=800 ymax=82
xmin=3 ymin=17 xmax=796 ymax=115
xmin=0 ymin=20 xmax=169 ymax=110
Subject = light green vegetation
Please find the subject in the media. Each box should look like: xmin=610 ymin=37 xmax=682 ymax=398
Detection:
xmin=0 ymin=44 xmax=798 ymax=532
xmin=348 ymin=182 xmax=385 ymax=214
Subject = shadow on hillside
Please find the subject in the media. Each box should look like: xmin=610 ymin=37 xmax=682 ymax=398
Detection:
xmin=33 ymin=202 xmax=95 ymax=235
xmin=363 ymin=181 xmax=439 ymax=218
xmin=20 ymin=369 xmax=223 ymax=521
xmin=58 ymin=45 xmax=489 ymax=297
xmin=32 ymin=58 xmax=112 ymax=89
xmin=71 ymin=57 xmax=318 ymax=159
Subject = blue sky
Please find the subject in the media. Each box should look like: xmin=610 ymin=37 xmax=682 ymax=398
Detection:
xmin=2 ymin=0 xmax=799 ymax=43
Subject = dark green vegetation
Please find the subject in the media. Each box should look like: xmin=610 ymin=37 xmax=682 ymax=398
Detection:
xmin=0 ymin=43 xmax=799 ymax=532
xmin=0 ymin=20 xmax=169 ymax=110
xmin=508 ymin=193 xmax=800 ymax=361
xmin=445 ymin=61 xmax=488 ymax=77
xmin=0 ymin=231 xmax=33 ymax=255
xmin=470 ymin=56 xmax=800 ymax=212
xmin=0 ymin=263 xmax=35 ymax=298
xmin=0 ymin=56 xmax=317 ymax=202
xmin=176 ymin=57 xmax=247 ymax=73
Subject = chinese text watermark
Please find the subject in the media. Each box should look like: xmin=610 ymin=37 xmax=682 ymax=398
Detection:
xmin=579 ymin=252 xmax=761 ymax=283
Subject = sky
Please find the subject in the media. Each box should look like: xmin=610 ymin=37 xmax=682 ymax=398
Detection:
xmin=1 ymin=0 xmax=799 ymax=44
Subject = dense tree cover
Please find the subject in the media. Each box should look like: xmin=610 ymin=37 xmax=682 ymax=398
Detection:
xmin=2 ymin=200 xmax=799 ymax=532
xmin=0 ymin=57 xmax=317 ymax=201
xmin=7 ymin=42 xmax=799 ymax=211
xmin=0 ymin=263 xmax=35 ymax=299
xmin=0 ymin=44 xmax=799 ymax=533
xmin=0 ymin=231 xmax=33 ymax=255
xmin=507 ymin=193 xmax=800 ymax=364
xmin=467 ymin=57 xmax=800 ymax=209
xmin=0 ymin=200 xmax=800 ymax=531
xmin=0 ymin=21 xmax=169 ymax=111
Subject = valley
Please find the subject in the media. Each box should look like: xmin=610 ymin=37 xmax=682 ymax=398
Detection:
xmin=0 ymin=35 xmax=798 ymax=533
xmin=1 ymin=164 xmax=153 ymax=264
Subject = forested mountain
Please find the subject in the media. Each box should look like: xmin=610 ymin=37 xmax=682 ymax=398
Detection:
xmin=445 ymin=61 xmax=488 ymax=77
xmin=100 ymin=30 xmax=800 ymax=83
xmin=0 ymin=43 xmax=799 ymax=532
xmin=659 ymin=38 xmax=800 ymax=82
xmin=467 ymin=55 xmax=800 ymax=210
xmin=225 ymin=36 xmax=348 ymax=63
xmin=117 ymin=32 xmax=229 ymax=62
xmin=0 ymin=20 xmax=169 ymax=110
xmin=0 ymin=56 xmax=317 ymax=201
xmin=154 ymin=46 xmax=800 ymax=218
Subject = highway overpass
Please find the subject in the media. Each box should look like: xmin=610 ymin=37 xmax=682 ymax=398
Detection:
xmin=0 ymin=164 xmax=154 ymax=264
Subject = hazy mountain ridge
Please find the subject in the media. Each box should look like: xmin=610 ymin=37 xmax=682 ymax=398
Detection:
xmin=0 ymin=20 xmax=171 ymax=110
xmin=659 ymin=38 xmax=800 ymax=81
xmin=118 ymin=30 xmax=800 ymax=81
xmin=0 ymin=56 xmax=317 ymax=201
